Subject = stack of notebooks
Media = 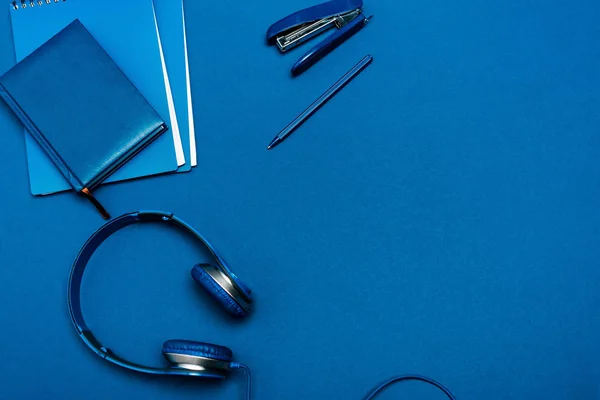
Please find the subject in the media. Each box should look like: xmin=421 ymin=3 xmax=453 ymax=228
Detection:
xmin=0 ymin=0 xmax=198 ymax=218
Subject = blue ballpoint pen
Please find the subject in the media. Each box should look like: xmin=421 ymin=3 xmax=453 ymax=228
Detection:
xmin=267 ymin=0 xmax=372 ymax=76
xmin=267 ymin=54 xmax=373 ymax=150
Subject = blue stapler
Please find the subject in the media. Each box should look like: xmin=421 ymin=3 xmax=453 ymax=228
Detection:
xmin=267 ymin=0 xmax=371 ymax=76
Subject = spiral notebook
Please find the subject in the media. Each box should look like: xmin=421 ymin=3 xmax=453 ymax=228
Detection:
xmin=9 ymin=0 xmax=186 ymax=195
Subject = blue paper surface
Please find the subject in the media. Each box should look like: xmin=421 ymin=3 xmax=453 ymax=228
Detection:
xmin=153 ymin=0 xmax=194 ymax=172
xmin=10 ymin=0 xmax=181 ymax=195
xmin=0 ymin=0 xmax=600 ymax=399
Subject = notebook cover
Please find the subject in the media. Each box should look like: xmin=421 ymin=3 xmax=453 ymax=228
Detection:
xmin=9 ymin=0 xmax=182 ymax=195
xmin=0 ymin=19 xmax=168 ymax=192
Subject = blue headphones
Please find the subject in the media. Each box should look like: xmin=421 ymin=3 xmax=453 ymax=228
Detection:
xmin=67 ymin=210 xmax=253 ymax=387
xmin=68 ymin=210 xmax=457 ymax=400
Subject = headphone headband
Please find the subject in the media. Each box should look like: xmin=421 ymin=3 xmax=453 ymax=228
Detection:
xmin=67 ymin=210 xmax=245 ymax=378
xmin=67 ymin=211 xmax=457 ymax=399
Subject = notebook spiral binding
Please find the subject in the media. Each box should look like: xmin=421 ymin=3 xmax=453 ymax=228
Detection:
xmin=11 ymin=0 xmax=65 ymax=10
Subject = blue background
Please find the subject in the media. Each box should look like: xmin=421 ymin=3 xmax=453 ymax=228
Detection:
xmin=1 ymin=0 xmax=600 ymax=399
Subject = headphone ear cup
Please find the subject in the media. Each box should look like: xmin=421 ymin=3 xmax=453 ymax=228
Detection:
xmin=191 ymin=264 xmax=248 ymax=317
xmin=162 ymin=339 xmax=233 ymax=361
xmin=229 ymin=272 xmax=253 ymax=300
xmin=162 ymin=340 xmax=233 ymax=374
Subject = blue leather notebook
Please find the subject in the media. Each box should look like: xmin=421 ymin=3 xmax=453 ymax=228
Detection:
xmin=0 ymin=19 xmax=168 ymax=218
xmin=9 ymin=0 xmax=184 ymax=196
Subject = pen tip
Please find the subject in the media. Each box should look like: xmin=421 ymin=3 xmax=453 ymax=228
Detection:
xmin=267 ymin=137 xmax=281 ymax=150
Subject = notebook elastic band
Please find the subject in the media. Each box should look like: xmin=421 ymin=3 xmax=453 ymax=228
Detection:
xmin=81 ymin=188 xmax=110 ymax=220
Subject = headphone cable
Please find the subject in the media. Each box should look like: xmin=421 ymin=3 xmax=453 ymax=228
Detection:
xmin=230 ymin=362 xmax=251 ymax=400
xmin=228 ymin=365 xmax=453 ymax=400
xmin=364 ymin=375 xmax=456 ymax=400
